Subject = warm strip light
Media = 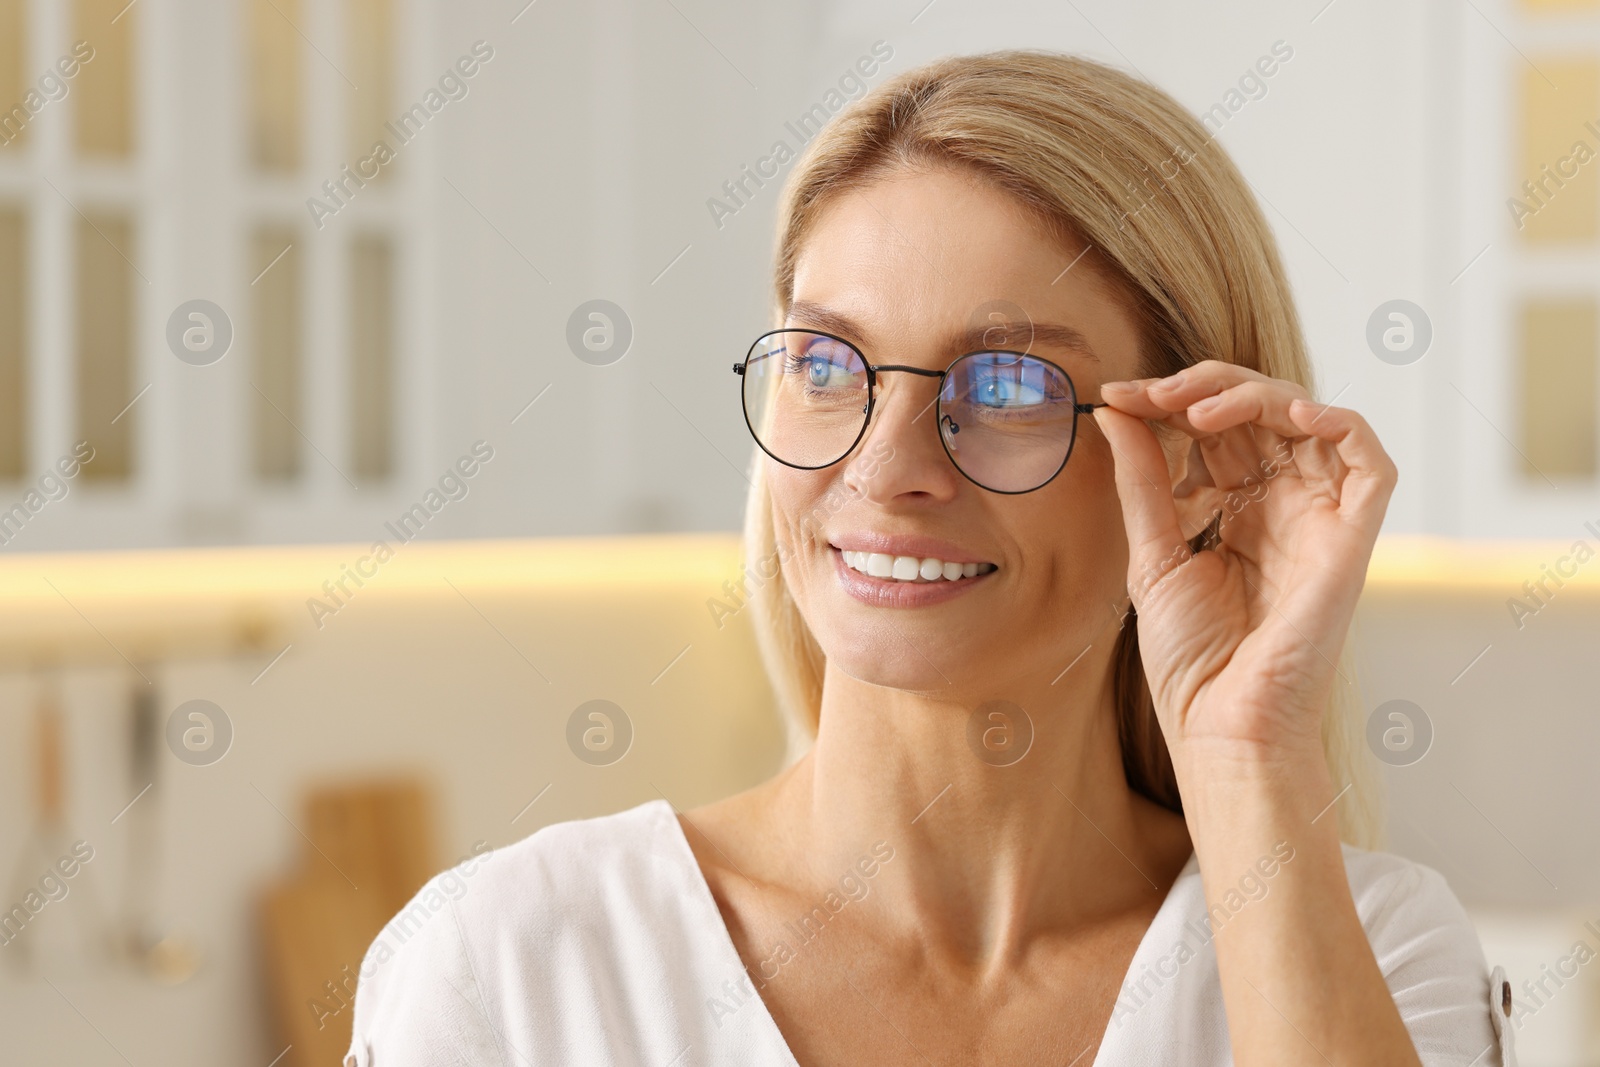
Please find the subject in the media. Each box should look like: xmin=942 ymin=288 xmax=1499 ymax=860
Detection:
xmin=0 ymin=534 xmax=1595 ymax=605
xmin=1363 ymin=535 xmax=1600 ymax=594
xmin=0 ymin=533 xmax=749 ymax=606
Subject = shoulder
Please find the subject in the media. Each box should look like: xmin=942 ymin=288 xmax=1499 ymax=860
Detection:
xmin=369 ymin=796 xmax=681 ymax=965
xmin=1337 ymin=845 xmax=1515 ymax=1067
xmin=346 ymin=799 xmax=692 ymax=1067
xmin=1106 ymin=845 xmax=1515 ymax=1067
xmin=1340 ymin=845 xmax=1467 ymax=929
xmin=451 ymin=795 xmax=685 ymax=921
xmin=1338 ymin=844 xmax=1486 ymax=974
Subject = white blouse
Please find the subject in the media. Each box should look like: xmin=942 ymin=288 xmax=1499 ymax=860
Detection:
xmin=345 ymin=798 xmax=1518 ymax=1066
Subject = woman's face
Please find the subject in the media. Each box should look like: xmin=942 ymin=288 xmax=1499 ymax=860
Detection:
xmin=772 ymin=164 xmax=1155 ymax=696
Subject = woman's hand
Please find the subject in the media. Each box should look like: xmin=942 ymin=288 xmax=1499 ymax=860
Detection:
xmin=1093 ymin=361 xmax=1424 ymax=1067
xmin=1090 ymin=359 xmax=1398 ymax=773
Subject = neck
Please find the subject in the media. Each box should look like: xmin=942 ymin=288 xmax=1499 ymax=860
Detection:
xmin=771 ymin=651 xmax=1192 ymax=971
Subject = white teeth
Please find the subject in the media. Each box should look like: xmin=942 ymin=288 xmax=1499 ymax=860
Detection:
xmin=839 ymin=549 xmax=996 ymax=583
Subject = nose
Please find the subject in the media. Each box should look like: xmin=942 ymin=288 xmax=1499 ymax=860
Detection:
xmin=842 ymin=373 xmax=963 ymax=504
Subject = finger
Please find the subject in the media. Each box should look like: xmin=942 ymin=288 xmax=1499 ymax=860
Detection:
xmin=1267 ymin=423 xmax=1344 ymax=491
xmin=1195 ymin=422 xmax=1275 ymax=489
xmin=1149 ymin=361 xmax=1307 ymax=405
xmin=1286 ymin=398 xmax=1397 ymax=537
xmin=1118 ymin=366 xmax=1309 ymax=460
xmin=1091 ymin=406 xmax=1191 ymax=598
xmin=1104 ymin=373 xmax=1299 ymax=454
xmin=1175 ymin=380 xmax=1312 ymax=443
xmin=1185 ymin=383 xmax=1360 ymax=489
xmin=1099 ymin=360 xmax=1292 ymax=414
xmin=1103 ymin=381 xmax=1277 ymax=490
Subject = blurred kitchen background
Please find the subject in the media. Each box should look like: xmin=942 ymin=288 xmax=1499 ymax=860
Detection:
xmin=0 ymin=0 xmax=1596 ymax=1063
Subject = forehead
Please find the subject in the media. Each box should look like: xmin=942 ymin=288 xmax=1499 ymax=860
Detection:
xmin=789 ymin=165 xmax=1144 ymax=379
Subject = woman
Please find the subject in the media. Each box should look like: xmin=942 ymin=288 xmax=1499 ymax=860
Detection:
xmin=346 ymin=50 xmax=1516 ymax=1066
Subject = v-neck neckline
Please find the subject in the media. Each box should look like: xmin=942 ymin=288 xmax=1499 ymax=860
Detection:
xmin=650 ymin=798 xmax=1200 ymax=1066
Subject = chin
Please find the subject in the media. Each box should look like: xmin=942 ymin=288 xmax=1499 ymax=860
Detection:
xmin=828 ymin=652 xmax=963 ymax=698
xmin=810 ymin=614 xmax=980 ymax=695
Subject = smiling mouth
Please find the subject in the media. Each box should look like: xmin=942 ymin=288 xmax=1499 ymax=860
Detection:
xmin=836 ymin=549 xmax=998 ymax=583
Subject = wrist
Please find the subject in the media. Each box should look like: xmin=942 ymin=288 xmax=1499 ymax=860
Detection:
xmin=1173 ymin=740 xmax=1342 ymax=851
xmin=1171 ymin=735 xmax=1329 ymax=793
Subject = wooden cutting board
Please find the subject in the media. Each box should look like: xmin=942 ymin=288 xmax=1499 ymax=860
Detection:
xmin=258 ymin=777 xmax=437 ymax=1067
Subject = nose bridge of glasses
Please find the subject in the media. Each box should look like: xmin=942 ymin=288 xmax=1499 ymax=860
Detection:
xmin=871 ymin=363 xmax=945 ymax=379
xmin=868 ymin=363 xmax=947 ymax=431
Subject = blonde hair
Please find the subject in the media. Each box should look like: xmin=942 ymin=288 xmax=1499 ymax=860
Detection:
xmin=742 ymin=50 xmax=1382 ymax=848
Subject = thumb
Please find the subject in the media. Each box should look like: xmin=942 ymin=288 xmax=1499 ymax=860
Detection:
xmin=1091 ymin=405 xmax=1188 ymax=599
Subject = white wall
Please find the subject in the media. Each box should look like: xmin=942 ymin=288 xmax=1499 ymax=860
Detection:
xmin=5 ymin=0 xmax=1594 ymax=554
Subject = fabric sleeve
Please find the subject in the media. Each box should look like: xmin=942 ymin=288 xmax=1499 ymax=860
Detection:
xmin=1355 ymin=857 xmax=1518 ymax=1067
xmin=343 ymin=876 xmax=508 ymax=1067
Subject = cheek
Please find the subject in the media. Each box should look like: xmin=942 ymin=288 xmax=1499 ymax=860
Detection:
xmin=766 ymin=466 xmax=839 ymax=585
xmin=1027 ymin=444 xmax=1128 ymax=591
xmin=768 ymin=465 xmax=836 ymax=534
xmin=1076 ymin=436 xmax=1129 ymax=540
xmin=1052 ymin=432 xmax=1120 ymax=520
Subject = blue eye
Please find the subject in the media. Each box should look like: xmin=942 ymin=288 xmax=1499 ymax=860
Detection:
xmin=785 ymin=340 xmax=859 ymax=388
xmin=973 ymin=374 xmax=1046 ymax=407
xmin=972 ymin=364 xmax=1053 ymax=407
xmin=951 ymin=355 xmax=1072 ymax=414
xmin=808 ymin=357 xmax=842 ymax=387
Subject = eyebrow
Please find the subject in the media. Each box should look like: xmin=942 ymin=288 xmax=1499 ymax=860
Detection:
xmin=784 ymin=300 xmax=1101 ymax=364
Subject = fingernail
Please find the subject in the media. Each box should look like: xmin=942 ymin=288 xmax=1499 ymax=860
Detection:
xmin=1190 ymin=397 xmax=1220 ymax=413
xmin=1102 ymin=381 xmax=1135 ymax=395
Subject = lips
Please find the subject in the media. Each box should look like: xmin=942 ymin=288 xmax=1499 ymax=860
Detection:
xmin=826 ymin=532 xmax=998 ymax=602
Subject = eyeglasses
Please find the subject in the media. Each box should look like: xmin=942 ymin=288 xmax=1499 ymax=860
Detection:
xmin=734 ymin=328 xmax=1106 ymax=494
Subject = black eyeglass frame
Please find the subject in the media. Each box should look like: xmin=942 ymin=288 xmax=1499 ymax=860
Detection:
xmin=732 ymin=327 xmax=1109 ymax=495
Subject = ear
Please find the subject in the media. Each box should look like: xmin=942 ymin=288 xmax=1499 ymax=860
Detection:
xmin=1161 ymin=432 xmax=1225 ymax=543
